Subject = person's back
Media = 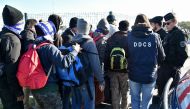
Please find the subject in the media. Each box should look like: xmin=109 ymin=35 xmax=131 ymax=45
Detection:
xmin=127 ymin=14 xmax=165 ymax=109
xmin=60 ymin=17 xmax=78 ymax=109
xmin=106 ymin=11 xmax=118 ymax=39
xmin=104 ymin=20 xmax=129 ymax=109
xmin=89 ymin=18 xmax=109 ymax=106
xmin=20 ymin=19 xmax=37 ymax=54
xmin=0 ymin=5 xmax=25 ymax=109
xmin=48 ymin=14 xmax=63 ymax=47
xmin=62 ymin=17 xmax=78 ymax=38
xmin=30 ymin=21 xmax=80 ymax=109
xmin=127 ymin=29 xmax=159 ymax=83
xmin=91 ymin=18 xmax=109 ymax=66
xmin=71 ymin=18 xmax=105 ymax=109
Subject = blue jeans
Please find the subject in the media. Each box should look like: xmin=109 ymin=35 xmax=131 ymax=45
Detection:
xmin=129 ymin=80 xmax=156 ymax=109
xmin=71 ymin=76 xmax=95 ymax=109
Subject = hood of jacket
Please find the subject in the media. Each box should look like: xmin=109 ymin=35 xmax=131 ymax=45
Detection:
xmin=131 ymin=24 xmax=153 ymax=38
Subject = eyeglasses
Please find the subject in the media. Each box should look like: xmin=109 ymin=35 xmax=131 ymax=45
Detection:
xmin=165 ymin=22 xmax=172 ymax=26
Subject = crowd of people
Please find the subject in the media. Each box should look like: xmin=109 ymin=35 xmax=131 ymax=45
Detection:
xmin=0 ymin=5 xmax=188 ymax=109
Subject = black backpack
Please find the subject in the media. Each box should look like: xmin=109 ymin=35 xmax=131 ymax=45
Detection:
xmin=57 ymin=44 xmax=93 ymax=87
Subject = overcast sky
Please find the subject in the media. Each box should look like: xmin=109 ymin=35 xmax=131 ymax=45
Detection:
xmin=0 ymin=0 xmax=189 ymax=21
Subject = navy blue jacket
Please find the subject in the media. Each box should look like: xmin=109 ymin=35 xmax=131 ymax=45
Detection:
xmin=127 ymin=24 xmax=165 ymax=84
xmin=36 ymin=41 xmax=77 ymax=85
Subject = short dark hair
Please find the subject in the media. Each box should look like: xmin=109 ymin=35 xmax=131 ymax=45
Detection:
xmin=119 ymin=20 xmax=129 ymax=31
xmin=69 ymin=17 xmax=78 ymax=28
xmin=24 ymin=19 xmax=37 ymax=29
xmin=134 ymin=14 xmax=151 ymax=28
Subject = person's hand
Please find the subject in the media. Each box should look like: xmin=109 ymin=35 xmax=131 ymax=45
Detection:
xmin=72 ymin=43 xmax=81 ymax=52
xmin=99 ymin=84 xmax=105 ymax=92
xmin=17 ymin=95 xmax=24 ymax=101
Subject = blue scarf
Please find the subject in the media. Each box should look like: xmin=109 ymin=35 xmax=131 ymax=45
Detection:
xmin=95 ymin=28 xmax=103 ymax=33
xmin=4 ymin=21 xmax=24 ymax=35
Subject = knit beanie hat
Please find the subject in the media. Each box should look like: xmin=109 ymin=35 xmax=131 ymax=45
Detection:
xmin=77 ymin=19 xmax=90 ymax=35
xmin=35 ymin=21 xmax=56 ymax=42
xmin=96 ymin=18 xmax=109 ymax=35
xmin=48 ymin=14 xmax=62 ymax=32
xmin=69 ymin=17 xmax=78 ymax=28
xmin=97 ymin=18 xmax=109 ymax=31
xmin=119 ymin=20 xmax=129 ymax=31
xmin=107 ymin=11 xmax=116 ymax=24
xmin=2 ymin=5 xmax=23 ymax=26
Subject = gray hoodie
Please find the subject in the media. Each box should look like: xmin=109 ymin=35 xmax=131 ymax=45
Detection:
xmin=72 ymin=34 xmax=104 ymax=84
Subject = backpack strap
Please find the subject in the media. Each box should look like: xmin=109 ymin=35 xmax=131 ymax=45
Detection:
xmin=93 ymin=34 xmax=104 ymax=42
xmin=35 ymin=42 xmax=53 ymax=77
xmin=77 ymin=38 xmax=94 ymax=100
xmin=36 ymin=42 xmax=50 ymax=49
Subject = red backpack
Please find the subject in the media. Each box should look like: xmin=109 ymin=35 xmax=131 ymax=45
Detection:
xmin=17 ymin=42 xmax=51 ymax=89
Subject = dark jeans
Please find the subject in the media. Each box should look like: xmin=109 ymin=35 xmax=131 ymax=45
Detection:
xmin=0 ymin=76 xmax=24 ymax=109
xmin=61 ymin=86 xmax=72 ymax=109
xmin=104 ymin=76 xmax=112 ymax=104
xmin=157 ymin=65 xmax=180 ymax=96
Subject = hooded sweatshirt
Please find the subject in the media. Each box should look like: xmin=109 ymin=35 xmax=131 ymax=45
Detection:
xmin=127 ymin=24 xmax=165 ymax=84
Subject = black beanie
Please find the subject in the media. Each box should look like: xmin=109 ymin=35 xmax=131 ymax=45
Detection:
xmin=119 ymin=20 xmax=129 ymax=31
xmin=107 ymin=11 xmax=116 ymax=24
xmin=48 ymin=14 xmax=62 ymax=32
xmin=69 ymin=17 xmax=78 ymax=28
xmin=2 ymin=5 xmax=23 ymax=26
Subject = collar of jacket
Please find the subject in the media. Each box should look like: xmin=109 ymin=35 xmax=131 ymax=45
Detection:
xmin=168 ymin=26 xmax=178 ymax=33
xmin=1 ymin=27 xmax=21 ymax=38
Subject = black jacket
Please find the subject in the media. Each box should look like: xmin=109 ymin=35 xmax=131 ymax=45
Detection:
xmin=163 ymin=26 xmax=188 ymax=68
xmin=0 ymin=27 xmax=23 ymax=97
xmin=91 ymin=32 xmax=106 ymax=64
xmin=104 ymin=31 xmax=128 ymax=72
xmin=62 ymin=28 xmax=76 ymax=37
xmin=20 ymin=29 xmax=36 ymax=54
xmin=157 ymin=28 xmax=167 ymax=41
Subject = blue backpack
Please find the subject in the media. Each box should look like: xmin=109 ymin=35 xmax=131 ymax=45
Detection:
xmin=57 ymin=42 xmax=95 ymax=87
